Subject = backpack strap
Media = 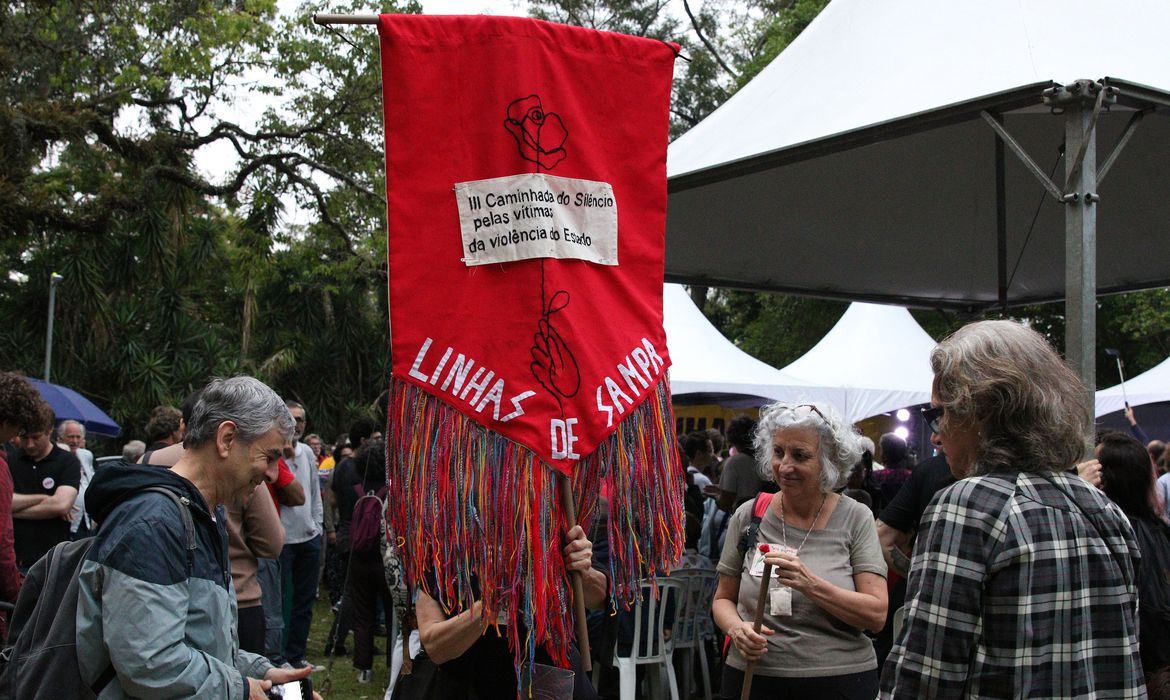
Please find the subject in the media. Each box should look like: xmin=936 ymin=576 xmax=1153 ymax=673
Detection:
xmin=736 ymin=492 xmax=775 ymax=557
xmin=91 ymin=663 xmax=117 ymax=695
xmin=142 ymin=486 xmax=196 ymax=574
xmin=753 ymin=492 xmax=774 ymax=519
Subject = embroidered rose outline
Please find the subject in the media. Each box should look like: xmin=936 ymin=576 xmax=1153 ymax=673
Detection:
xmin=504 ymin=95 xmax=568 ymax=170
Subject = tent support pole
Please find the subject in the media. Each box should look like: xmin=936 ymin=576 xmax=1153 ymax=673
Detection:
xmin=1061 ymin=92 xmax=1098 ymax=418
xmin=994 ymin=115 xmax=1008 ymax=311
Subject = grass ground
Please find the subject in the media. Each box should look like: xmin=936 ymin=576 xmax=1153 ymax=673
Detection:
xmin=303 ymin=595 xmax=393 ymax=700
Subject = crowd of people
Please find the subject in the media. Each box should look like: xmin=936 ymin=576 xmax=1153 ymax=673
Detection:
xmin=0 ymin=373 xmax=405 ymax=698
xmin=1 ymin=317 xmax=1169 ymax=699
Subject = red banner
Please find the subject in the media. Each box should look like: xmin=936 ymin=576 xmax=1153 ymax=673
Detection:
xmin=381 ymin=15 xmax=676 ymax=472
xmin=379 ymin=15 xmax=685 ymax=672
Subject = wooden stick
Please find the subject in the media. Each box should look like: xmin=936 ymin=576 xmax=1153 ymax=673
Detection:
xmin=401 ymin=619 xmax=415 ymax=675
xmin=741 ymin=559 xmax=772 ymax=700
xmin=558 ymin=472 xmax=593 ymax=672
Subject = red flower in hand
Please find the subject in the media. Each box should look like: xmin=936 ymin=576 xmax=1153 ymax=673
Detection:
xmin=504 ymin=95 xmax=568 ymax=170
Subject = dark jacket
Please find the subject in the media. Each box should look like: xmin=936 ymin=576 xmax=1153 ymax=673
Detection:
xmin=76 ymin=463 xmax=272 ymax=699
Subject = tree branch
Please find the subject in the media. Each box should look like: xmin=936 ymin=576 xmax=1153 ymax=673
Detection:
xmin=683 ymin=0 xmax=738 ymax=79
xmin=147 ymin=155 xmax=357 ymax=256
xmin=670 ymin=106 xmax=700 ymax=127
xmin=289 ymin=155 xmax=383 ymax=202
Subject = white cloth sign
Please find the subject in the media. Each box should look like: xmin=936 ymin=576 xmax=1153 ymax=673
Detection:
xmin=455 ymin=172 xmax=618 ymax=267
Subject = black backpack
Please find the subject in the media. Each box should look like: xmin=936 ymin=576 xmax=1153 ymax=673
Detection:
xmin=0 ymin=486 xmax=195 ymax=699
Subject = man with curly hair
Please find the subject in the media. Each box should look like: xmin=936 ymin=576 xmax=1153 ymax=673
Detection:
xmin=144 ymin=405 xmax=183 ymax=454
xmin=0 ymin=371 xmax=50 ymax=639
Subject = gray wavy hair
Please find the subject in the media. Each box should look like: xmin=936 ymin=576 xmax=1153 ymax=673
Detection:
xmin=931 ymin=319 xmax=1090 ymax=474
xmin=183 ymin=376 xmax=295 ymax=449
xmin=753 ymin=402 xmax=863 ymax=493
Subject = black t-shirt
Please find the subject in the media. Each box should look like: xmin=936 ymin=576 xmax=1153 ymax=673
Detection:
xmin=331 ymin=457 xmax=359 ymax=531
xmin=11 ymin=445 xmax=81 ymax=567
xmin=878 ymin=454 xmax=955 ymax=533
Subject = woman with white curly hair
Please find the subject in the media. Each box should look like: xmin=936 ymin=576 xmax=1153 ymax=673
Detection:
xmin=713 ymin=402 xmax=888 ymax=699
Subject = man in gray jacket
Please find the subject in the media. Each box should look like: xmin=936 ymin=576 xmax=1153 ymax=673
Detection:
xmin=77 ymin=376 xmax=320 ymax=699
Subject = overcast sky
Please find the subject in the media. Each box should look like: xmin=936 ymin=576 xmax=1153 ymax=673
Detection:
xmin=187 ymin=0 xmax=532 ymax=227
xmin=424 ymin=0 xmax=528 ymax=15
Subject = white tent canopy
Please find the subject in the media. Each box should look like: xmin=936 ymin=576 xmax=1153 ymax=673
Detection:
xmin=668 ymin=0 xmax=1170 ymax=181
xmin=664 ymin=0 xmax=1170 ymax=395
xmin=666 ymin=0 xmax=1170 ymax=308
xmin=779 ymin=302 xmax=937 ymax=425
xmin=663 ymin=284 xmax=843 ymax=406
xmin=1096 ymin=355 xmax=1170 ymax=417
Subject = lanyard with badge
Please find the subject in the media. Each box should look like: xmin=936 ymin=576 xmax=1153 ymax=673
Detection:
xmin=749 ymin=493 xmax=826 ymax=616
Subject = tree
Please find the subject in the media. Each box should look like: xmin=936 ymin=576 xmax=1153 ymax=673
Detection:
xmin=700 ymin=289 xmax=845 ymax=368
xmin=0 ymin=0 xmax=410 ymax=442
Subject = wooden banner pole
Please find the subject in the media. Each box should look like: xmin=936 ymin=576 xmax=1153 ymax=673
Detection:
xmin=558 ymin=471 xmax=593 ymax=673
xmin=313 ymin=13 xmax=378 ymax=25
xmin=741 ymin=557 xmax=773 ymax=700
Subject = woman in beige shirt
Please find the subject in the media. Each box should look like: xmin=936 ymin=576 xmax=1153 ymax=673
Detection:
xmin=713 ymin=402 xmax=887 ymax=699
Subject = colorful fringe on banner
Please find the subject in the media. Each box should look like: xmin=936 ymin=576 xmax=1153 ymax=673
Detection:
xmin=387 ymin=375 xmax=685 ymax=680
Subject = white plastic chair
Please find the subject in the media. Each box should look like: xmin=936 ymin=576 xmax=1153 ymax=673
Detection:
xmin=598 ymin=575 xmax=685 ymax=700
xmin=671 ymin=568 xmax=718 ymax=700
xmin=892 ymin=605 xmax=906 ymax=643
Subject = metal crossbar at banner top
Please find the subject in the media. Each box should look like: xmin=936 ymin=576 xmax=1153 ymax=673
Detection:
xmin=313 ymin=14 xmax=379 ymax=25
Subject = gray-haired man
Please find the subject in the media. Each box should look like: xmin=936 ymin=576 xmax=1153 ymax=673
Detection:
xmin=278 ymin=400 xmax=324 ymax=668
xmin=58 ymin=419 xmax=95 ymax=538
xmin=76 ymin=376 xmax=321 ymax=699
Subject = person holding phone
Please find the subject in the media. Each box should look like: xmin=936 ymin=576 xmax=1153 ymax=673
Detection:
xmin=75 ymin=377 xmax=324 ymax=699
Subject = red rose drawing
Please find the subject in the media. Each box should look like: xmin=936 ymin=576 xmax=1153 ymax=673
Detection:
xmin=504 ymin=95 xmax=568 ymax=170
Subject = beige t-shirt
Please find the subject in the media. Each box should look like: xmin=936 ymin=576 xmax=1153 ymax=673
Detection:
xmin=717 ymin=493 xmax=886 ymax=677
xmin=718 ymin=453 xmax=763 ymax=506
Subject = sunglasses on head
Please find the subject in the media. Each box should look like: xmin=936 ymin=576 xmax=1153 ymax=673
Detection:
xmin=779 ymin=404 xmax=829 ymax=424
xmin=921 ymin=406 xmax=943 ymax=433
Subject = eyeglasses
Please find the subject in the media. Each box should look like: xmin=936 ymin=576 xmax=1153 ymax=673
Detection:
xmin=292 ymin=416 xmax=306 ymax=424
xmin=921 ymin=406 xmax=943 ymax=433
xmin=779 ymin=404 xmax=829 ymax=424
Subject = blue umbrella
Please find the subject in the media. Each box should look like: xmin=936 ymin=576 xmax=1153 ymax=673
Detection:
xmin=27 ymin=378 xmax=121 ymax=438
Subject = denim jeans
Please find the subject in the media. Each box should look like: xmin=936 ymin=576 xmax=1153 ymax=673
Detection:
xmin=257 ymin=557 xmax=284 ymax=662
xmin=280 ymin=534 xmax=322 ymax=664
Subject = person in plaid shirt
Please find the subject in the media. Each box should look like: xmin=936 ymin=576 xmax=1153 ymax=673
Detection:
xmin=881 ymin=320 xmax=1144 ymax=698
